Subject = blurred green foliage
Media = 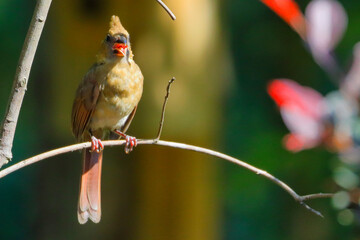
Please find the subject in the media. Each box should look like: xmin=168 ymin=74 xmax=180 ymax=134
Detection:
xmin=221 ymin=0 xmax=360 ymax=239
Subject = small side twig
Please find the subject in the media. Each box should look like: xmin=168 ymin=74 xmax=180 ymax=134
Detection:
xmin=155 ymin=77 xmax=175 ymax=140
xmin=0 ymin=0 xmax=52 ymax=168
xmin=300 ymin=193 xmax=334 ymax=201
xmin=156 ymin=0 xmax=176 ymax=20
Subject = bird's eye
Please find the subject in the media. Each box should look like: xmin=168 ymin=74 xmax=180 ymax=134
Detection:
xmin=106 ymin=34 xmax=111 ymax=42
xmin=116 ymin=35 xmax=127 ymax=44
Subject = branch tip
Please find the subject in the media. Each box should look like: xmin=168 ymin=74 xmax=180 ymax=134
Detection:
xmin=299 ymin=201 xmax=324 ymax=218
xmin=155 ymin=77 xmax=175 ymax=140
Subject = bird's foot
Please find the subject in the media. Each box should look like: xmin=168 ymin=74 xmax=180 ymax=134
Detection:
xmin=90 ymin=136 xmax=104 ymax=153
xmin=124 ymin=135 xmax=137 ymax=154
xmin=114 ymin=130 xmax=137 ymax=154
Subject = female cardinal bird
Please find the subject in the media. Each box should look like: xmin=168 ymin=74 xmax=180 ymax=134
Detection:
xmin=71 ymin=16 xmax=143 ymax=224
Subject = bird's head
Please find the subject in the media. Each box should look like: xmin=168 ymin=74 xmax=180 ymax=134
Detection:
xmin=98 ymin=16 xmax=132 ymax=62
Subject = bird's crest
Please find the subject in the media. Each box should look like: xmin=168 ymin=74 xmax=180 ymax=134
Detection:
xmin=109 ymin=15 xmax=128 ymax=36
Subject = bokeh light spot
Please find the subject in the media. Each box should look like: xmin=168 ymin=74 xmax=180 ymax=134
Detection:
xmin=337 ymin=209 xmax=354 ymax=226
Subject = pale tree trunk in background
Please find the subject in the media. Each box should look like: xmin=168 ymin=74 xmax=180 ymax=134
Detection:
xmin=134 ymin=1 xmax=227 ymax=239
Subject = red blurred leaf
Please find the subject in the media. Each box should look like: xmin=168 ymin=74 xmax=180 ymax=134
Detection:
xmin=268 ymin=79 xmax=326 ymax=151
xmin=268 ymin=79 xmax=323 ymax=119
xmin=261 ymin=0 xmax=306 ymax=39
xmin=283 ymin=134 xmax=307 ymax=152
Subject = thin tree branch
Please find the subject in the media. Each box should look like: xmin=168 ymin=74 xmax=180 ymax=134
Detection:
xmin=156 ymin=0 xmax=176 ymax=20
xmin=155 ymin=77 xmax=175 ymax=140
xmin=0 ymin=139 xmax=333 ymax=217
xmin=0 ymin=0 xmax=52 ymax=168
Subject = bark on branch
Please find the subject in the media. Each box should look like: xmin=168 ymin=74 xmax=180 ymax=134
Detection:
xmin=0 ymin=0 xmax=52 ymax=168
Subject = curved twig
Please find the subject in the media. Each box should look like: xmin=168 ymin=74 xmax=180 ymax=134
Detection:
xmin=156 ymin=0 xmax=176 ymax=20
xmin=0 ymin=138 xmax=333 ymax=217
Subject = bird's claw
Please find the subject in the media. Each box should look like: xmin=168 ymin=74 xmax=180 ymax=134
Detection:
xmin=124 ymin=135 xmax=137 ymax=154
xmin=90 ymin=136 xmax=104 ymax=153
xmin=114 ymin=130 xmax=137 ymax=154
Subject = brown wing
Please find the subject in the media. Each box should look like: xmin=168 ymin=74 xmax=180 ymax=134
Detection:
xmin=71 ymin=67 xmax=100 ymax=141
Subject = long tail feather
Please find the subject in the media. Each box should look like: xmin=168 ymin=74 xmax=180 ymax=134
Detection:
xmin=78 ymin=149 xmax=103 ymax=224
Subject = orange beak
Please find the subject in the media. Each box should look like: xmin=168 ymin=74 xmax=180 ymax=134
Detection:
xmin=112 ymin=43 xmax=128 ymax=57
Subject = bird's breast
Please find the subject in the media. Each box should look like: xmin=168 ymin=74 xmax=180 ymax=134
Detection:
xmin=90 ymin=62 xmax=143 ymax=130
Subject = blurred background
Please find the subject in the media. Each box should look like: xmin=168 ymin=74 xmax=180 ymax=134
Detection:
xmin=1 ymin=0 xmax=360 ymax=239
